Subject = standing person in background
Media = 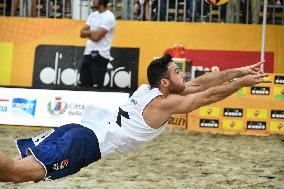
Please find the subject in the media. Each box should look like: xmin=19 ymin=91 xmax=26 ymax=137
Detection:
xmin=79 ymin=0 xmax=116 ymax=89
xmin=226 ymin=0 xmax=240 ymax=23
xmin=187 ymin=0 xmax=201 ymax=22
xmin=250 ymin=0 xmax=261 ymax=24
xmin=11 ymin=0 xmax=36 ymax=17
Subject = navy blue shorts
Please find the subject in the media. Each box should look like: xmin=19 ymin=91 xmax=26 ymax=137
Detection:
xmin=16 ymin=123 xmax=101 ymax=180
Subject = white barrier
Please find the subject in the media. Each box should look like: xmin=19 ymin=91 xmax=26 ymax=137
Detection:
xmin=72 ymin=0 xmax=91 ymax=20
xmin=0 ymin=87 xmax=129 ymax=127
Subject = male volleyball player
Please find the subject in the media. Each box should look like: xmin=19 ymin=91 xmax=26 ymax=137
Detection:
xmin=0 ymin=54 xmax=269 ymax=183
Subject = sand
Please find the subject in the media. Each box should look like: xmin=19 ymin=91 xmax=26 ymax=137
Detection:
xmin=0 ymin=126 xmax=283 ymax=189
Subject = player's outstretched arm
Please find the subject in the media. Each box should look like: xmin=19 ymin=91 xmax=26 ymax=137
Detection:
xmin=181 ymin=61 xmax=265 ymax=95
xmin=164 ymin=73 xmax=270 ymax=115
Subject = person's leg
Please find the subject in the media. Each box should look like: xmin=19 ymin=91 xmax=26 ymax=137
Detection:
xmin=79 ymin=55 xmax=94 ymax=87
xmin=251 ymin=0 xmax=261 ymax=24
xmin=90 ymin=55 xmax=109 ymax=89
xmin=226 ymin=1 xmax=233 ymax=23
xmin=29 ymin=124 xmax=101 ymax=180
xmin=11 ymin=0 xmax=19 ymax=16
xmin=0 ymin=152 xmax=45 ymax=183
xmin=235 ymin=0 xmax=240 ymax=23
xmin=144 ymin=0 xmax=150 ymax=20
xmin=31 ymin=0 xmax=36 ymax=17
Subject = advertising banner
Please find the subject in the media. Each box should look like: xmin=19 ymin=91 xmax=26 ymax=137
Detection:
xmin=167 ymin=114 xmax=187 ymax=129
xmin=32 ymin=45 xmax=139 ymax=93
xmin=0 ymin=87 xmax=129 ymax=127
xmin=165 ymin=48 xmax=274 ymax=78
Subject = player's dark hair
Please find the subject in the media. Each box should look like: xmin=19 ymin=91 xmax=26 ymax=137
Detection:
xmin=100 ymin=0 xmax=109 ymax=7
xmin=147 ymin=54 xmax=173 ymax=88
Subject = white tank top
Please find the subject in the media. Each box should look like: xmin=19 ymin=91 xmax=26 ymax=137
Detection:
xmin=81 ymin=84 xmax=167 ymax=158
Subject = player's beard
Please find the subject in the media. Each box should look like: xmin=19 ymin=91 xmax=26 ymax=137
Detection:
xmin=168 ymin=81 xmax=185 ymax=94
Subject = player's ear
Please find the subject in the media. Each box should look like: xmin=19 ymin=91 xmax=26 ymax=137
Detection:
xmin=161 ymin=78 xmax=169 ymax=87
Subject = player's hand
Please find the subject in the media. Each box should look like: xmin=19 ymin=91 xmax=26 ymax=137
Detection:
xmin=238 ymin=60 xmax=265 ymax=76
xmin=238 ymin=73 xmax=271 ymax=87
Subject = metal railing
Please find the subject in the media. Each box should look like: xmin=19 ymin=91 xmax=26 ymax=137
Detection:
xmin=0 ymin=0 xmax=283 ymax=25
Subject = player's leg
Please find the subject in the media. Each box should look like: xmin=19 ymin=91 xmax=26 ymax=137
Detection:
xmin=16 ymin=124 xmax=101 ymax=181
xmin=0 ymin=152 xmax=45 ymax=183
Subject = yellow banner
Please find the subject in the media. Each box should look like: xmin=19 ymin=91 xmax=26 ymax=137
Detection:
xmin=270 ymin=121 xmax=284 ymax=132
xmin=199 ymin=107 xmax=220 ymax=117
xmin=223 ymin=120 xmax=243 ymax=130
xmin=273 ymin=87 xmax=284 ymax=100
xmin=246 ymin=109 xmax=267 ymax=119
xmin=0 ymin=42 xmax=13 ymax=85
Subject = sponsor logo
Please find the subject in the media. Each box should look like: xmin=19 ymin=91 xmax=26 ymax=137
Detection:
xmin=250 ymin=86 xmax=270 ymax=95
xmin=271 ymin=110 xmax=284 ymax=119
xmin=130 ymin=99 xmax=137 ymax=105
xmin=168 ymin=115 xmax=187 ymax=128
xmin=104 ymin=64 xmax=132 ymax=88
xmin=192 ymin=66 xmax=220 ymax=78
xmin=33 ymin=45 xmax=139 ymax=92
xmin=68 ymin=103 xmax=85 ymax=116
xmin=199 ymin=107 xmax=220 ymax=117
xmin=270 ymin=122 xmax=284 ymax=131
xmin=247 ymin=109 xmax=267 ymax=119
xmin=12 ymin=98 xmax=37 ymax=117
xmin=0 ymin=99 xmax=9 ymax=113
xmin=39 ymin=52 xmax=132 ymax=88
xmin=47 ymin=97 xmax=68 ymax=115
xmin=223 ymin=108 xmax=243 ymax=117
xmin=199 ymin=119 xmax=219 ymax=128
xmin=39 ymin=52 xmax=79 ymax=86
xmin=223 ymin=120 xmax=243 ymax=130
xmin=273 ymin=87 xmax=284 ymax=99
xmin=247 ymin=121 xmax=266 ymax=130
xmin=48 ymin=97 xmax=86 ymax=116
xmin=274 ymin=75 xmax=284 ymax=84
xmin=52 ymin=159 xmax=69 ymax=171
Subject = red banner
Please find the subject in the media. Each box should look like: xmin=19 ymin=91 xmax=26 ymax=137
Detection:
xmin=165 ymin=48 xmax=274 ymax=73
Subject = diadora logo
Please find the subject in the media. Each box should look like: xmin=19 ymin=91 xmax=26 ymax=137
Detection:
xmin=247 ymin=121 xmax=266 ymax=130
xmin=223 ymin=108 xmax=243 ymax=117
xmin=130 ymin=99 xmax=137 ymax=105
xmin=271 ymin=110 xmax=284 ymax=119
xmin=274 ymin=76 xmax=284 ymax=84
xmin=40 ymin=52 xmax=79 ymax=86
xmin=0 ymin=99 xmax=9 ymax=113
xmin=199 ymin=119 xmax=219 ymax=128
xmin=47 ymin=97 xmax=68 ymax=116
xmin=33 ymin=45 xmax=139 ymax=92
xmin=52 ymin=159 xmax=69 ymax=171
xmin=251 ymin=86 xmax=270 ymax=95
xmin=39 ymin=52 xmax=132 ymax=88
xmin=12 ymin=98 xmax=37 ymax=117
